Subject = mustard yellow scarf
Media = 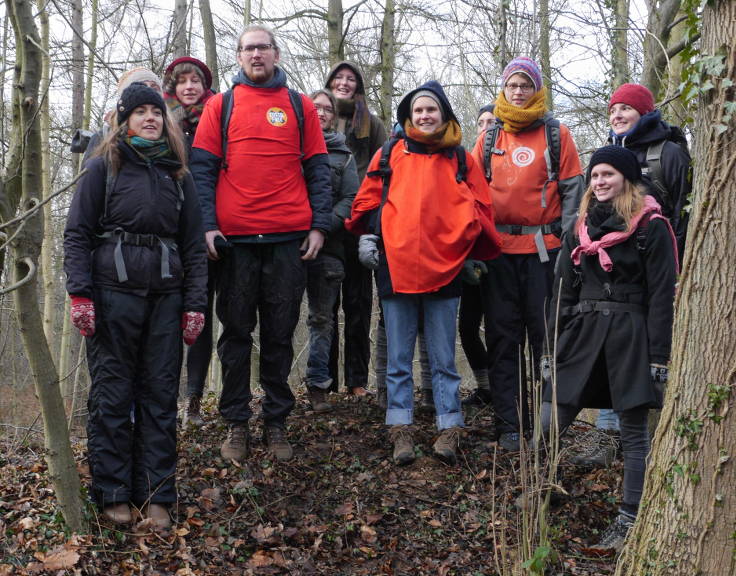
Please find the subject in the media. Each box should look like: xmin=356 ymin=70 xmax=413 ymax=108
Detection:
xmin=493 ymin=88 xmax=548 ymax=133
xmin=403 ymin=119 xmax=462 ymax=153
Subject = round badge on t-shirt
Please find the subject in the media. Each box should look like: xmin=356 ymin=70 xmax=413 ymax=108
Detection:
xmin=267 ymin=107 xmax=288 ymax=127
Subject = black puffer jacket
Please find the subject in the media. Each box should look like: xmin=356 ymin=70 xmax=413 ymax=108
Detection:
xmin=321 ymin=131 xmax=359 ymax=261
xmin=608 ymin=110 xmax=691 ymax=256
xmin=64 ymin=141 xmax=208 ymax=312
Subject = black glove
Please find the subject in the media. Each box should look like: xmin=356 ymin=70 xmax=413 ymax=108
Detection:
xmin=650 ymin=363 xmax=668 ymax=403
xmin=540 ymin=355 xmax=553 ymax=386
xmin=358 ymin=234 xmax=381 ymax=270
xmin=460 ymin=260 xmax=488 ymax=285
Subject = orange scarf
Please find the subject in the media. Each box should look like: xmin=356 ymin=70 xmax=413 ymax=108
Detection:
xmin=403 ymin=119 xmax=463 ymax=153
xmin=493 ymin=88 xmax=548 ymax=133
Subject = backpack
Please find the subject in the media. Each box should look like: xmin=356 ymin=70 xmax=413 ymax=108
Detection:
xmin=643 ymin=124 xmax=690 ymax=218
xmin=219 ymin=87 xmax=305 ymax=171
xmin=482 ymin=115 xmax=561 ymax=194
xmin=366 ymin=137 xmax=467 ymax=236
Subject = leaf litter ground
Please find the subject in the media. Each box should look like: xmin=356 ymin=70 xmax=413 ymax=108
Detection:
xmin=1 ymin=392 xmax=622 ymax=575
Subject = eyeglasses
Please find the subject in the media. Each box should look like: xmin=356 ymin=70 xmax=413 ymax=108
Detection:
xmin=505 ymin=82 xmax=534 ymax=92
xmin=314 ymin=104 xmax=335 ymax=115
xmin=238 ymin=43 xmax=273 ymax=53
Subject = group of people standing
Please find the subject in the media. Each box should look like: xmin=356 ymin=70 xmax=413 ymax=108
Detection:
xmin=63 ymin=25 xmax=687 ymax=551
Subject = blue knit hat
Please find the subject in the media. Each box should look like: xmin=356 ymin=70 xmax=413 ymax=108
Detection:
xmin=502 ymin=57 xmax=543 ymax=92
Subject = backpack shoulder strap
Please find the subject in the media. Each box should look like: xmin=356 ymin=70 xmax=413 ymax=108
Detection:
xmin=645 ymin=140 xmax=670 ymax=212
xmin=543 ymin=117 xmax=561 ymax=183
xmin=482 ymin=124 xmax=502 ymax=181
xmin=220 ymin=89 xmax=234 ymax=171
xmin=635 ymin=212 xmax=651 ymax=253
xmin=98 ymin=158 xmax=117 ymax=228
xmin=454 ymin=146 xmax=467 ymax=183
xmin=366 ymin=138 xmax=400 ymax=236
xmin=288 ymin=88 xmax=305 ymax=158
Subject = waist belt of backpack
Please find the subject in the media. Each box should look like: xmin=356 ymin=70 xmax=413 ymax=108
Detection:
xmin=495 ymin=219 xmax=562 ymax=263
xmin=98 ymin=228 xmax=177 ymax=282
xmin=563 ymin=300 xmax=645 ymax=316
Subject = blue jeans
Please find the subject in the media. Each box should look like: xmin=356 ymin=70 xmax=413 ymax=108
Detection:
xmin=383 ymin=294 xmax=464 ymax=431
xmin=596 ymin=409 xmax=621 ymax=431
xmin=306 ymin=254 xmax=345 ymax=388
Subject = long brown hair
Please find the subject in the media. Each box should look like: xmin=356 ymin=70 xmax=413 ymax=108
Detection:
xmin=577 ymin=178 xmax=646 ymax=233
xmin=91 ymin=111 xmax=188 ymax=180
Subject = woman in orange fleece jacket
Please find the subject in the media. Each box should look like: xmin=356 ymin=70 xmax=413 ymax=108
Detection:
xmin=346 ymin=80 xmax=501 ymax=466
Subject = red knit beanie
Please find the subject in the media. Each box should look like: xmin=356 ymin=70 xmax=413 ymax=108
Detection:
xmin=609 ymin=83 xmax=655 ymax=116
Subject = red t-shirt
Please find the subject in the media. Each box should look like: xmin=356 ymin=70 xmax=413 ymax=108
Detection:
xmin=193 ymin=84 xmax=327 ymax=236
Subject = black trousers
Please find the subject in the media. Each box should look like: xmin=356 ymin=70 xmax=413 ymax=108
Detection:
xmin=328 ymin=234 xmax=373 ymax=390
xmin=216 ymin=241 xmax=305 ymax=428
xmin=186 ymin=260 xmax=217 ymax=397
xmin=86 ymin=289 xmax=182 ymax=507
xmin=480 ymin=252 xmax=556 ymax=434
xmin=459 ymin=283 xmax=487 ymax=371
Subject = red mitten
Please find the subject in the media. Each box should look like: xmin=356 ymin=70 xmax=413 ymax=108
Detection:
xmin=182 ymin=311 xmax=205 ymax=346
xmin=70 ymin=296 xmax=96 ymax=337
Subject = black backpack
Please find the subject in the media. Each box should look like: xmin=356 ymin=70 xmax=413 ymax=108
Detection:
xmin=643 ymin=124 xmax=690 ymax=218
xmin=366 ymin=137 xmax=467 ymax=236
xmin=219 ymin=87 xmax=305 ymax=171
xmin=482 ymin=115 xmax=561 ymax=190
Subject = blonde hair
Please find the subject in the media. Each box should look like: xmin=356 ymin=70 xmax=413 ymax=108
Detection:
xmin=577 ymin=179 xmax=646 ymax=233
xmin=92 ymin=112 xmax=188 ymax=180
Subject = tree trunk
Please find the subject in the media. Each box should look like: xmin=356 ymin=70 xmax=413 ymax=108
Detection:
xmin=539 ymin=0 xmax=553 ymax=111
xmin=497 ymin=0 xmax=509 ymax=70
xmin=199 ymin=0 xmax=219 ymax=92
xmin=84 ymin=0 xmax=98 ymax=131
xmin=616 ymin=2 xmax=736 ymax=574
xmin=612 ymin=0 xmax=630 ymax=86
xmin=378 ymin=0 xmax=395 ymax=131
xmin=641 ymin=0 xmax=682 ymax=98
xmin=172 ymin=0 xmax=188 ymax=59
xmin=327 ymin=0 xmax=344 ymax=65
xmin=6 ymin=0 xmax=83 ymax=533
xmin=70 ymin=0 xmax=84 ymax=174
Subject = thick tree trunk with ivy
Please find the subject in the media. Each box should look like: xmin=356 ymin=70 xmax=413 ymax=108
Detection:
xmin=378 ymin=0 xmax=395 ymax=131
xmin=6 ymin=0 xmax=83 ymax=532
xmin=616 ymin=2 xmax=736 ymax=574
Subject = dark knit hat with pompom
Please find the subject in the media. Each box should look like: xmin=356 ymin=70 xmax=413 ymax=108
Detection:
xmin=117 ymin=82 xmax=166 ymax=125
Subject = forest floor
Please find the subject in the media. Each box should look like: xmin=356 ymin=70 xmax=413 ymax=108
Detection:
xmin=1 ymin=391 xmax=623 ymax=575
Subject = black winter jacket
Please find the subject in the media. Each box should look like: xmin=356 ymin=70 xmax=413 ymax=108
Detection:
xmin=321 ymin=131 xmax=359 ymax=261
xmin=64 ymin=142 xmax=208 ymax=312
xmin=546 ymin=208 xmax=676 ymax=411
xmin=609 ymin=110 xmax=691 ymax=256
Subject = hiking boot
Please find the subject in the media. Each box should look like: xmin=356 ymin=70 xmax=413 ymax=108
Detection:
xmin=388 ymin=425 xmax=415 ymax=465
xmin=570 ymin=430 xmax=620 ymax=468
xmin=184 ymin=395 xmax=204 ymax=427
xmin=433 ymin=427 xmax=461 ymax=465
xmin=143 ymin=503 xmax=171 ymax=530
xmin=376 ymin=388 xmax=387 ymax=410
xmin=221 ymin=424 xmax=250 ymax=461
xmin=498 ymin=431 xmax=521 ymax=452
xmin=349 ymin=386 xmax=369 ymax=397
xmin=307 ymin=387 xmax=331 ymax=413
xmin=417 ymin=389 xmax=435 ymax=414
xmin=264 ymin=426 xmax=293 ymax=462
xmin=103 ymin=503 xmax=132 ymax=524
xmin=462 ymin=389 xmax=493 ymax=408
xmin=588 ymin=512 xmax=635 ymax=554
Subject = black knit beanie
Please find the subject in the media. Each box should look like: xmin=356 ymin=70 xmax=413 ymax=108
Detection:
xmin=587 ymin=145 xmax=642 ymax=183
xmin=477 ymin=104 xmax=495 ymax=119
xmin=117 ymin=82 xmax=166 ymax=126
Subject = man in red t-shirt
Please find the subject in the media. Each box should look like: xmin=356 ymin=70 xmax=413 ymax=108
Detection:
xmin=190 ymin=25 xmax=332 ymax=463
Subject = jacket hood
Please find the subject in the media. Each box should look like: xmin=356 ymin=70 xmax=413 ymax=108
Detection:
xmin=396 ymin=80 xmax=458 ymax=127
xmin=323 ymin=130 xmax=351 ymax=153
xmin=324 ymin=61 xmax=366 ymax=96
xmin=610 ymin=109 xmax=670 ymax=147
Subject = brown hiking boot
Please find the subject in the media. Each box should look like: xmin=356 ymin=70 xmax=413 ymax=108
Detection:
xmin=184 ymin=395 xmax=204 ymax=427
xmin=388 ymin=425 xmax=415 ymax=465
xmin=307 ymin=387 xmax=331 ymax=413
xmin=143 ymin=503 xmax=171 ymax=530
xmin=103 ymin=503 xmax=132 ymax=524
xmin=264 ymin=426 xmax=293 ymax=461
xmin=221 ymin=424 xmax=250 ymax=461
xmin=433 ymin=427 xmax=461 ymax=465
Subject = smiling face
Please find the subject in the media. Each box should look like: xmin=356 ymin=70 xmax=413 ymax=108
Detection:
xmin=590 ymin=162 xmax=625 ymax=203
xmin=609 ymin=103 xmax=642 ymax=135
xmin=175 ymin=71 xmax=205 ymax=106
xmin=330 ymin=67 xmax=358 ymax=100
xmin=503 ymin=72 xmax=535 ymax=107
xmin=127 ymin=104 xmax=164 ymax=140
xmin=312 ymin=93 xmax=335 ymax=131
xmin=411 ymin=96 xmax=442 ymax=133
xmin=237 ymin=30 xmax=279 ymax=84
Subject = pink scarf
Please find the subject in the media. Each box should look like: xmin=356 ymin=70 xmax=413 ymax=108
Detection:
xmin=572 ymin=195 xmax=680 ymax=273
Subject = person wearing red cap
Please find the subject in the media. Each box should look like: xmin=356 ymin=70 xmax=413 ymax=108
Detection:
xmin=164 ymin=56 xmax=216 ymax=149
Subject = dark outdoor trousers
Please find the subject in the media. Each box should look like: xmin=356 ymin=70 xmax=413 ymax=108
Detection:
xmin=459 ymin=283 xmax=487 ymax=371
xmin=480 ymin=251 xmax=557 ymax=434
xmin=216 ymin=241 xmax=306 ymax=428
xmin=86 ymin=288 xmax=182 ymax=507
xmin=328 ymin=233 xmax=373 ymax=390
xmin=186 ymin=260 xmax=217 ymax=397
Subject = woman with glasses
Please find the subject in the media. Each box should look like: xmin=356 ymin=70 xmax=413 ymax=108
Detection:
xmin=470 ymin=57 xmax=584 ymax=451
xmin=302 ymin=89 xmax=360 ymax=412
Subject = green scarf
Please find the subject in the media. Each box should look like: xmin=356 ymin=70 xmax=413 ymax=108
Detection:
xmin=125 ymin=135 xmax=172 ymax=162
